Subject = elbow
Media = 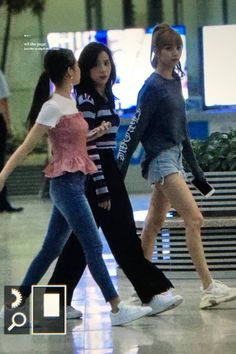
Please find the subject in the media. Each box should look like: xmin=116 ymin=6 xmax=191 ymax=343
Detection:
xmin=17 ymin=143 xmax=35 ymax=158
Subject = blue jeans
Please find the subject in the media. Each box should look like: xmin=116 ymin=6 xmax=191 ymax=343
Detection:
xmin=148 ymin=144 xmax=186 ymax=185
xmin=21 ymin=171 xmax=118 ymax=302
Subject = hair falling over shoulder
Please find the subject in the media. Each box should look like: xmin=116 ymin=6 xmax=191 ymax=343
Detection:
xmin=26 ymin=48 xmax=76 ymax=129
xmin=75 ymin=42 xmax=116 ymax=107
xmin=26 ymin=71 xmax=50 ymax=129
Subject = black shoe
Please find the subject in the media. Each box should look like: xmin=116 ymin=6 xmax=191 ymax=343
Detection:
xmin=0 ymin=204 xmax=24 ymax=213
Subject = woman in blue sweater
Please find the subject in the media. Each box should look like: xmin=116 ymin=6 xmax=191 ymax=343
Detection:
xmin=118 ymin=24 xmax=236 ymax=310
xmin=48 ymin=42 xmax=183 ymax=319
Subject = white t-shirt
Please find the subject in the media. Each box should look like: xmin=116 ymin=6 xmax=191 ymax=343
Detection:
xmin=36 ymin=93 xmax=78 ymax=128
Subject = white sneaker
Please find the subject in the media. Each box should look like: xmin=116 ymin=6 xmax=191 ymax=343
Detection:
xmin=146 ymin=290 xmax=183 ymax=316
xmin=200 ymin=280 xmax=236 ymax=309
xmin=66 ymin=305 xmax=82 ymax=319
xmin=110 ymin=301 xmax=152 ymax=326
xmin=127 ymin=292 xmax=140 ymax=304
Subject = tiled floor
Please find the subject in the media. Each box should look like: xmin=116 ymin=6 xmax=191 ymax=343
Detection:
xmin=0 ymin=195 xmax=236 ymax=354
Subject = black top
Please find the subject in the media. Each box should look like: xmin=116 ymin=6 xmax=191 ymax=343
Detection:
xmin=76 ymin=89 xmax=120 ymax=202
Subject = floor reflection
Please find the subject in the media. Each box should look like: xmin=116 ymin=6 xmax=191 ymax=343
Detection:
xmin=0 ymin=196 xmax=236 ymax=353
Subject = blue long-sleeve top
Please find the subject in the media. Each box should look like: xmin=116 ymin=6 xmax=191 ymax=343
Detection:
xmin=117 ymin=72 xmax=204 ymax=179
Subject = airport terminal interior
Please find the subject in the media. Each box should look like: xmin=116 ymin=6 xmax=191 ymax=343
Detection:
xmin=0 ymin=195 xmax=236 ymax=354
xmin=0 ymin=1 xmax=236 ymax=353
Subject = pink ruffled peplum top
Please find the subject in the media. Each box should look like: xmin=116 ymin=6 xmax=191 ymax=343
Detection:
xmin=36 ymin=93 xmax=97 ymax=178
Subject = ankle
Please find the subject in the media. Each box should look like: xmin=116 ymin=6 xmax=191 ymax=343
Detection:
xmin=202 ymin=279 xmax=213 ymax=290
xmin=110 ymin=296 xmax=120 ymax=313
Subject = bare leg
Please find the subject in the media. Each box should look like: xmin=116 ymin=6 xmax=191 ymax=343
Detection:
xmin=157 ymin=173 xmax=212 ymax=289
xmin=141 ymin=185 xmax=171 ymax=261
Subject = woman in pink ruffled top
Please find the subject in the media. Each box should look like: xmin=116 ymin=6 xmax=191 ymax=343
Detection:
xmin=0 ymin=48 xmax=152 ymax=326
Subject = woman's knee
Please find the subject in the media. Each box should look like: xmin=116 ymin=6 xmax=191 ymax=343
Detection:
xmin=40 ymin=243 xmax=62 ymax=262
xmin=185 ymin=211 xmax=204 ymax=230
xmin=84 ymin=243 xmax=103 ymax=261
xmin=144 ymin=213 xmax=166 ymax=235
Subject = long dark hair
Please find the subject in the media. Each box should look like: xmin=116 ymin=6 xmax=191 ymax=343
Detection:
xmin=75 ymin=42 xmax=116 ymax=107
xmin=150 ymin=23 xmax=184 ymax=79
xmin=26 ymin=48 xmax=76 ymax=128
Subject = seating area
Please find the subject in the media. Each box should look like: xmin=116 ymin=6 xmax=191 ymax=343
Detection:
xmin=187 ymin=171 xmax=236 ymax=217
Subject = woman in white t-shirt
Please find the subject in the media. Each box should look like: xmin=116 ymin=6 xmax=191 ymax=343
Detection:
xmin=0 ymin=48 xmax=152 ymax=326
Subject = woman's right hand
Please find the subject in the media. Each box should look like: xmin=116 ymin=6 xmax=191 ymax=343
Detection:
xmin=97 ymin=121 xmax=111 ymax=137
xmin=87 ymin=121 xmax=111 ymax=141
xmin=0 ymin=174 xmax=5 ymax=192
xmin=98 ymin=199 xmax=111 ymax=211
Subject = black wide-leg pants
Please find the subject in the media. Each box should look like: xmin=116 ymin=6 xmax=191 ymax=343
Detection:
xmin=48 ymin=150 xmax=173 ymax=304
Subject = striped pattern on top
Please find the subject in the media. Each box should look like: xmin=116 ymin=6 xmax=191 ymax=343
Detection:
xmin=77 ymin=92 xmax=120 ymax=202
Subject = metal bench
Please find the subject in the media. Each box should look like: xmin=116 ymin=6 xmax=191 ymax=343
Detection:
xmin=189 ymin=171 xmax=236 ymax=217
xmin=136 ymin=171 xmax=236 ymax=272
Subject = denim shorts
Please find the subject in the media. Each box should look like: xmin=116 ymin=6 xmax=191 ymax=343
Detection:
xmin=147 ymin=144 xmax=186 ymax=185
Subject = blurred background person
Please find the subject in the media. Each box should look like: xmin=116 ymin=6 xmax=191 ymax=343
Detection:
xmin=0 ymin=69 xmax=23 ymax=213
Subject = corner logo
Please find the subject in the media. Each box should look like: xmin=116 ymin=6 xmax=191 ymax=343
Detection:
xmin=3 ymin=285 xmax=66 ymax=335
xmin=10 ymin=288 xmax=23 ymax=308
